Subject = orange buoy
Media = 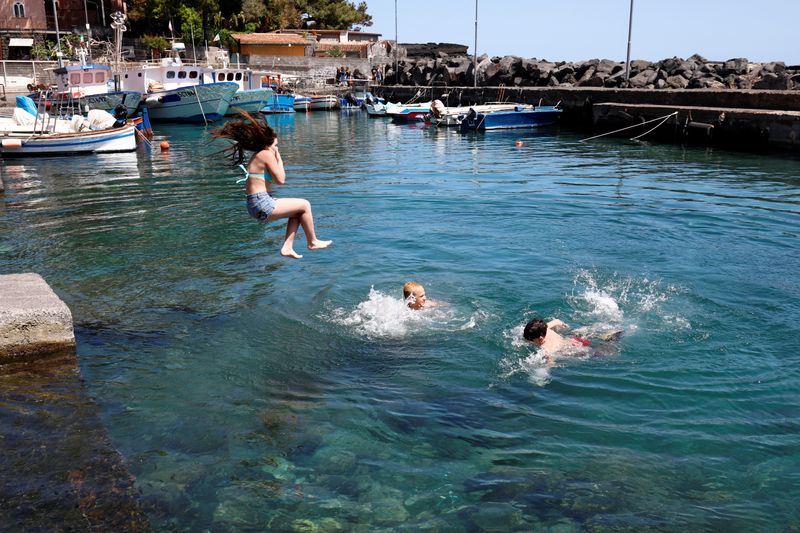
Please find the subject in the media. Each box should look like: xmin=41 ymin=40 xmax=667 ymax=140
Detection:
xmin=515 ymin=140 xmax=524 ymax=147
xmin=160 ymin=141 xmax=170 ymax=151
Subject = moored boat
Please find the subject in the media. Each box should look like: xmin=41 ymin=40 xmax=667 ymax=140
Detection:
xmin=209 ymin=66 xmax=274 ymax=115
xmin=119 ymin=42 xmax=238 ymax=123
xmin=459 ymin=104 xmax=562 ymax=132
xmin=261 ymin=93 xmax=296 ymax=114
xmin=309 ymin=95 xmax=340 ymax=110
xmin=0 ymin=123 xmax=137 ymax=157
xmin=293 ymin=95 xmax=311 ymax=112
xmin=387 ymin=103 xmax=432 ymax=123
xmin=430 ymin=100 xmax=523 ymax=127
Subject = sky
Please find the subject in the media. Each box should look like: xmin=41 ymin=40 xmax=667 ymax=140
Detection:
xmin=364 ymin=0 xmax=800 ymax=65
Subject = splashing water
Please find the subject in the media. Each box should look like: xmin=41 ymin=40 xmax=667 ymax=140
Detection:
xmin=328 ymin=287 xmax=482 ymax=339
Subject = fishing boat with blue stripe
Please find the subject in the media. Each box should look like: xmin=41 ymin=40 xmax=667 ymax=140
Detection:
xmin=459 ymin=102 xmax=562 ymax=131
xmin=119 ymin=43 xmax=238 ymax=123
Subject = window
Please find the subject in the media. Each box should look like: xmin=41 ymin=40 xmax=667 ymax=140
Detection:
xmin=226 ymin=73 xmax=234 ymax=81
xmin=94 ymin=72 xmax=105 ymax=83
xmin=217 ymin=73 xmax=224 ymax=81
xmin=83 ymin=73 xmax=93 ymax=83
xmin=235 ymin=72 xmax=242 ymax=81
xmin=13 ymin=2 xmax=25 ymax=18
xmin=70 ymin=73 xmax=80 ymax=85
xmin=189 ymin=71 xmax=198 ymax=79
xmin=166 ymin=71 xmax=175 ymax=79
xmin=178 ymin=71 xmax=187 ymax=79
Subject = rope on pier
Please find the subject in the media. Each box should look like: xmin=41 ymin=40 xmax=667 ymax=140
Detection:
xmin=580 ymin=111 xmax=678 ymax=142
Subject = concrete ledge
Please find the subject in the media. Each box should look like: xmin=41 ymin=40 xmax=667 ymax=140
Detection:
xmin=0 ymin=273 xmax=76 ymax=364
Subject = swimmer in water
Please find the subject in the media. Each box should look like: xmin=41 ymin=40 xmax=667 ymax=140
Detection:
xmin=523 ymin=318 xmax=589 ymax=353
xmin=402 ymin=281 xmax=439 ymax=310
xmin=524 ymin=317 xmax=623 ymax=357
xmin=211 ymin=111 xmax=332 ymax=259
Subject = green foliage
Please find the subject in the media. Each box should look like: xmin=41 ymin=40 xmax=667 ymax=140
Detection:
xmin=304 ymin=0 xmax=372 ymax=29
xmin=326 ymin=46 xmax=343 ymax=58
xmin=141 ymin=34 xmax=171 ymax=51
xmin=30 ymin=42 xmax=53 ymax=61
xmin=179 ymin=5 xmax=203 ymax=40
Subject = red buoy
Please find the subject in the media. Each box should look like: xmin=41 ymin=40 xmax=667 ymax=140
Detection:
xmin=160 ymin=141 xmax=170 ymax=151
xmin=515 ymin=140 xmax=524 ymax=147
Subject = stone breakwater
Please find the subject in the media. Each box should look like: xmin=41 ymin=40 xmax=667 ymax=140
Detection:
xmin=386 ymin=53 xmax=800 ymax=91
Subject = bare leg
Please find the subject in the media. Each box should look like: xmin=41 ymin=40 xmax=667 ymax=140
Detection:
xmin=268 ymin=198 xmax=332 ymax=256
xmin=281 ymin=216 xmax=302 ymax=259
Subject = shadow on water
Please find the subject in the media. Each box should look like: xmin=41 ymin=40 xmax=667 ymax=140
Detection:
xmin=0 ymin=353 xmax=150 ymax=531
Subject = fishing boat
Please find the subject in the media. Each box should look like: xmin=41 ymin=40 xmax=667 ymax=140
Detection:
xmin=293 ymin=95 xmax=311 ymax=112
xmin=309 ymin=95 xmax=340 ymax=111
xmin=208 ymin=66 xmax=274 ymax=115
xmin=30 ymin=61 xmax=142 ymax=117
xmin=119 ymin=43 xmax=238 ymax=123
xmin=459 ymin=103 xmax=562 ymax=132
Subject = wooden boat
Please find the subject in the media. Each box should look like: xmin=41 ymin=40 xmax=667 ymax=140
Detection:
xmin=459 ymin=104 xmax=562 ymax=131
xmin=0 ymin=123 xmax=137 ymax=157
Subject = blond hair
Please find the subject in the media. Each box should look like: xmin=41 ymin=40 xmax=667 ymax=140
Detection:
xmin=403 ymin=281 xmax=423 ymax=299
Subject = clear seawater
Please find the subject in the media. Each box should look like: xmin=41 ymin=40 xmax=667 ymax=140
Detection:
xmin=1 ymin=111 xmax=799 ymax=532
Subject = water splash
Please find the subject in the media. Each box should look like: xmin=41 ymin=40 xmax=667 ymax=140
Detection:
xmin=328 ymin=287 xmax=483 ymax=339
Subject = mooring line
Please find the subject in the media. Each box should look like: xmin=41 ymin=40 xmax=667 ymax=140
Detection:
xmin=580 ymin=111 xmax=678 ymax=142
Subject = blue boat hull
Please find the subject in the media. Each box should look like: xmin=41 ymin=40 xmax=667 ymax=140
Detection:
xmin=460 ymin=107 xmax=562 ymax=132
xmin=261 ymin=94 xmax=296 ymax=114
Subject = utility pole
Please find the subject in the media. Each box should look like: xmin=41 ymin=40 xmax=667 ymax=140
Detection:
xmin=624 ymin=0 xmax=634 ymax=85
xmin=473 ymin=0 xmax=478 ymax=88
xmin=394 ymin=0 xmax=398 ymax=85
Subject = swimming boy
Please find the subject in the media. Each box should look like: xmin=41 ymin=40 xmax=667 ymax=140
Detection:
xmin=524 ymin=317 xmax=622 ymax=355
xmin=403 ymin=281 xmax=435 ymax=310
xmin=523 ymin=318 xmax=590 ymax=353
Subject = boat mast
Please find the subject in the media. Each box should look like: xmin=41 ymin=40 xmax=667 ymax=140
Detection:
xmin=473 ymin=0 xmax=478 ymax=88
xmin=51 ymin=0 xmax=63 ymax=68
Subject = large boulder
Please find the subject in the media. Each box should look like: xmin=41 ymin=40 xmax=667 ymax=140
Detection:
xmin=719 ymin=57 xmax=749 ymax=76
xmin=753 ymin=73 xmax=792 ymax=90
xmin=629 ymin=68 xmax=658 ymax=88
xmin=596 ymin=58 xmax=621 ymax=75
xmin=665 ymin=74 xmax=689 ymax=89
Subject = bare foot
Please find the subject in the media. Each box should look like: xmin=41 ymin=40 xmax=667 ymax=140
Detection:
xmin=280 ymin=247 xmax=303 ymax=259
xmin=308 ymin=239 xmax=333 ymax=250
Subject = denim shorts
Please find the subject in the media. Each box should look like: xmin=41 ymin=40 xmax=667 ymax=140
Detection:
xmin=246 ymin=192 xmax=276 ymax=221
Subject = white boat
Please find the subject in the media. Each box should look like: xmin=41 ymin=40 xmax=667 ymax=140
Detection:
xmin=309 ymin=95 xmax=340 ymax=110
xmin=209 ymin=66 xmax=274 ymax=115
xmin=429 ymin=100 xmax=524 ymax=127
xmin=386 ymin=102 xmax=432 ymax=123
xmin=119 ymin=43 xmax=238 ymax=123
xmin=0 ymin=123 xmax=137 ymax=157
xmin=293 ymin=95 xmax=311 ymax=112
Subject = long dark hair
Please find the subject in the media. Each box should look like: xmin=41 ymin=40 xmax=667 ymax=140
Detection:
xmin=210 ymin=111 xmax=276 ymax=165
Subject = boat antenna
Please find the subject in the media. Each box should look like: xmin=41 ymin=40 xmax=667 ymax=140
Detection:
xmin=51 ymin=0 xmax=64 ymax=68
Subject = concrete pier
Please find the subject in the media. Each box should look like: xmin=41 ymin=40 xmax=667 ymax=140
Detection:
xmin=0 ymin=273 xmax=76 ymax=364
xmin=377 ymin=85 xmax=800 ymax=152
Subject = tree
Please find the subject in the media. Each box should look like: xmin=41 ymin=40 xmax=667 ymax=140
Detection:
xmin=304 ymin=0 xmax=372 ymax=30
xmin=179 ymin=5 xmax=203 ymax=41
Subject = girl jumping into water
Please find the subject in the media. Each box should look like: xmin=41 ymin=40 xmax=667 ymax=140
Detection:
xmin=212 ymin=112 xmax=332 ymax=259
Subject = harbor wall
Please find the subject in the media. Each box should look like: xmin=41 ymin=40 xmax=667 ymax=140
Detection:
xmin=376 ymin=85 xmax=800 ymax=152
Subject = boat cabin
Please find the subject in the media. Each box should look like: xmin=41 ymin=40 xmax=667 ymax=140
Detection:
xmin=54 ymin=64 xmax=112 ymax=97
xmin=119 ymin=42 xmax=215 ymax=94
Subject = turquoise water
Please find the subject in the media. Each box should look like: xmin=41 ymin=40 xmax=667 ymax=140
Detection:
xmin=2 ymin=111 xmax=799 ymax=531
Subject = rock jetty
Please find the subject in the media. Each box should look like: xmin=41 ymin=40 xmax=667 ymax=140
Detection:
xmin=384 ymin=47 xmax=800 ymax=91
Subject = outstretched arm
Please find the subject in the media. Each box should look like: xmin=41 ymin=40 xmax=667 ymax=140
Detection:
xmin=547 ymin=319 xmax=568 ymax=330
